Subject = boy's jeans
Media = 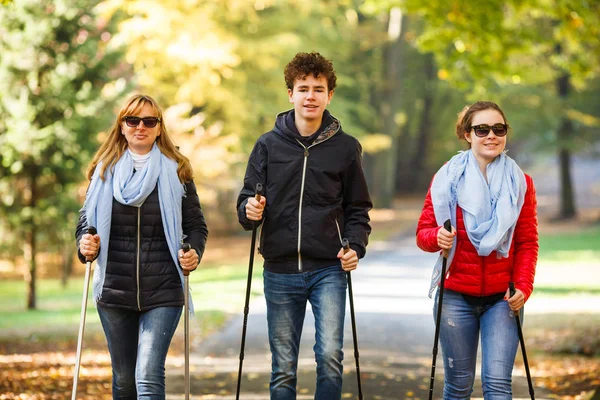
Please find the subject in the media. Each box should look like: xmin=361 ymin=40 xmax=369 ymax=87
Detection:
xmin=97 ymin=305 xmax=182 ymax=400
xmin=264 ymin=265 xmax=347 ymax=400
xmin=434 ymin=289 xmax=520 ymax=400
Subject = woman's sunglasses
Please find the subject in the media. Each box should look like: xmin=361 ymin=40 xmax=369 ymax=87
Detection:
xmin=123 ymin=116 xmax=161 ymax=128
xmin=470 ymin=123 xmax=509 ymax=138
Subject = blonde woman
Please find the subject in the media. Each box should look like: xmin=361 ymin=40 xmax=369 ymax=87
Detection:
xmin=75 ymin=94 xmax=208 ymax=399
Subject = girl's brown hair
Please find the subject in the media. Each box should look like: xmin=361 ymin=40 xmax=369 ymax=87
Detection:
xmin=86 ymin=94 xmax=194 ymax=183
xmin=455 ymin=101 xmax=509 ymax=142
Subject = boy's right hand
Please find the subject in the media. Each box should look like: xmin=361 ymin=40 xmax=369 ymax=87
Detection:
xmin=80 ymin=233 xmax=100 ymax=258
xmin=245 ymin=196 xmax=266 ymax=221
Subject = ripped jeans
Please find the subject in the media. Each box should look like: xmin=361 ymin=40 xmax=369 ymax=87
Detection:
xmin=433 ymin=288 xmax=520 ymax=400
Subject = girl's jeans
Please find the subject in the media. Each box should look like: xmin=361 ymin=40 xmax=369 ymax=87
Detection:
xmin=97 ymin=305 xmax=182 ymax=400
xmin=434 ymin=289 xmax=521 ymax=400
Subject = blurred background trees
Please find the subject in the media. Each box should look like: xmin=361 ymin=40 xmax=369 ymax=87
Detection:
xmin=0 ymin=0 xmax=130 ymax=308
xmin=1 ymin=0 xmax=599 ymax=309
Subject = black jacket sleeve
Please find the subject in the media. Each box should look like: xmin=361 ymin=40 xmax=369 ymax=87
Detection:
xmin=182 ymin=181 xmax=209 ymax=264
xmin=75 ymin=208 xmax=88 ymax=264
xmin=236 ymin=139 xmax=267 ymax=231
xmin=342 ymin=141 xmax=372 ymax=259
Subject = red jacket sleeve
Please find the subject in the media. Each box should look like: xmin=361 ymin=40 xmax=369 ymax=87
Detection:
xmin=512 ymin=175 xmax=539 ymax=302
xmin=416 ymin=185 xmax=442 ymax=253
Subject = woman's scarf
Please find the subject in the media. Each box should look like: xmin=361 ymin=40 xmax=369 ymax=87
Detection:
xmin=428 ymin=149 xmax=527 ymax=297
xmin=81 ymin=144 xmax=192 ymax=311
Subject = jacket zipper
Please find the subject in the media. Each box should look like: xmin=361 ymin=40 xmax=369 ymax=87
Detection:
xmin=294 ymin=129 xmax=339 ymax=272
xmin=258 ymin=216 xmax=266 ymax=254
xmin=297 ymin=149 xmax=309 ymax=271
xmin=335 ymin=219 xmax=343 ymax=246
xmin=136 ymin=207 xmax=141 ymax=311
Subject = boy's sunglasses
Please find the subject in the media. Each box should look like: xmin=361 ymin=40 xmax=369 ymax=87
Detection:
xmin=470 ymin=123 xmax=509 ymax=138
xmin=123 ymin=116 xmax=161 ymax=128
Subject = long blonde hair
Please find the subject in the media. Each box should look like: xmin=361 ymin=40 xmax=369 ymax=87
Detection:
xmin=87 ymin=94 xmax=194 ymax=183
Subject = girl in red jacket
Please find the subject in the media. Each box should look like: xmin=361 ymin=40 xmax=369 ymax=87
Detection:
xmin=416 ymin=101 xmax=538 ymax=399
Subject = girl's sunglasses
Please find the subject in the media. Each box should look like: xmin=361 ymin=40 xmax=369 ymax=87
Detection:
xmin=470 ymin=123 xmax=509 ymax=137
xmin=123 ymin=116 xmax=161 ymax=128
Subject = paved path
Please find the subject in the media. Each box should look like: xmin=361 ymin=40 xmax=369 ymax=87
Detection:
xmin=166 ymin=234 xmax=555 ymax=399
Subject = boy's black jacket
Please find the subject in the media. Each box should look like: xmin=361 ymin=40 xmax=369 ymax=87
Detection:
xmin=237 ymin=110 xmax=372 ymax=274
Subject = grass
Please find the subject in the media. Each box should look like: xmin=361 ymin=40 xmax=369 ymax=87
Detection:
xmin=538 ymin=225 xmax=600 ymax=264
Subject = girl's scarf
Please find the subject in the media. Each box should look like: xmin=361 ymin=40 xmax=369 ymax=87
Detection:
xmin=81 ymin=144 xmax=192 ymax=311
xmin=428 ymin=150 xmax=527 ymax=297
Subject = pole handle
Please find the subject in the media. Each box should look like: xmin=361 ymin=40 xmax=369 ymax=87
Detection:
xmin=181 ymin=243 xmax=191 ymax=276
xmin=85 ymin=226 xmax=97 ymax=262
xmin=342 ymin=238 xmax=350 ymax=254
xmin=509 ymin=281 xmax=516 ymax=298
xmin=443 ymin=219 xmax=452 ymax=233
xmin=441 ymin=219 xmax=452 ymax=258
xmin=255 ymin=182 xmax=263 ymax=202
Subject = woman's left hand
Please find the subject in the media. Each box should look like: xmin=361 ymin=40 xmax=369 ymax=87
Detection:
xmin=505 ymin=287 xmax=524 ymax=311
xmin=178 ymin=248 xmax=199 ymax=272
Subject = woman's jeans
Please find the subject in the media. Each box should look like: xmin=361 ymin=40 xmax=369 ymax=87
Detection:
xmin=434 ymin=289 xmax=521 ymax=400
xmin=263 ymin=265 xmax=348 ymax=400
xmin=97 ymin=305 xmax=182 ymax=400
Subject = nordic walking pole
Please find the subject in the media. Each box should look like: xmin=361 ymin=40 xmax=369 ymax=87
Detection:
xmin=428 ymin=219 xmax=452 ymax=400
xmin=181 ymin=243 xmax=192 ymax=400
xmin=509 ymin=282 xmax=535 ymax=400
xmin=235 ymin=182 xmax=263 ymax=400
xmin=72 ymin=226 xmax=97 ymax=400
xmin=342 ymin=238 xmax=363 ymax=400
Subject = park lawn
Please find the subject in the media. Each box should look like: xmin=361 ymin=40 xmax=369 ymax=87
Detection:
xmin=538 ymin=225 xmax=600 ymax=265
xmin=535 ymin=225 xmax=600 ymax=296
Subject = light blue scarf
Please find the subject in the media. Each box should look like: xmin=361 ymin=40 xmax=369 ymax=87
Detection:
xmin=428 ymin=150 xmax=526 ymax=297
xmin=82 ymin=144 xmax=192 ymax=311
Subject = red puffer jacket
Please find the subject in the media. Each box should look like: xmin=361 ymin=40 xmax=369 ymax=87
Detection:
xmin=416 ymin=174 xmax=538 ymax=301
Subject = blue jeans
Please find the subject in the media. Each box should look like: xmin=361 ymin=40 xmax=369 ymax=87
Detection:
xmin=434 ymin=289 xmax=521 ymax=400
xmin=263 ymin=265 xmax=348 ymax=400
xmin=97 ymin=305 xmax=182 ymax=400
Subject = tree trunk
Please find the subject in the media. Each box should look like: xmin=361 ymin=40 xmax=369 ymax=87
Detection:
xmin=407 ymin=53 xmax=436 ymax=191
xmin=375 ymin=9 xmax=404 ymax=207
xmin=556 ymin=73 xmax=576 ymax=219
xmin=24 ymin=168 xmax=38 ymax=310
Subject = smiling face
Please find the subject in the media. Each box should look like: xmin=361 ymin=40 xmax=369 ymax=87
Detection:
xmin=121 ymin=103 xmax=161 ymax=155
xmin=288 ymin=74 xmax=333 ymax=124
xmin=464 ymin=108 xmax=507 ymax=167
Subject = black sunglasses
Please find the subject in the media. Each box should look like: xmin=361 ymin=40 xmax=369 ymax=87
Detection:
xmin=123 ymin=116 xmax=161 ymax=128
xmin=470 ymin=123 xmax=509 ymax=137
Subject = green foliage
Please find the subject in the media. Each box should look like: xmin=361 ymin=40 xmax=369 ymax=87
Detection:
xmin=364 ymin=0 xmax=600 ymax=90
xmin=0 ymin=0 xmax=131 ymax=257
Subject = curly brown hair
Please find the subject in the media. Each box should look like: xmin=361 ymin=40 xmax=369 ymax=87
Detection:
xmin=284 ymin=52 xmax=337 ymax=92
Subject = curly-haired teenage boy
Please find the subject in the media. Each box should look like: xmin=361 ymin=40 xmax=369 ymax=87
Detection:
xmin=237 ymin=52 xmax=372 ymax=399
